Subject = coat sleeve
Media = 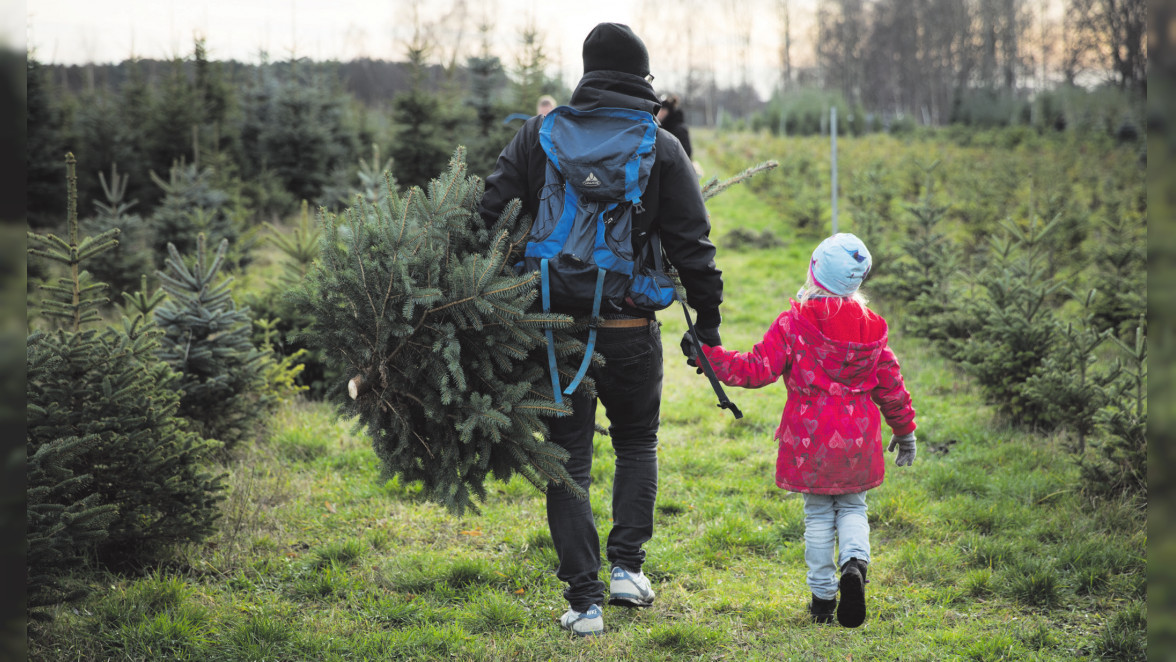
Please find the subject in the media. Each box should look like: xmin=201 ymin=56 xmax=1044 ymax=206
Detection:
xmin=653 ymin=131 xmax=722 ymax=327
xmin=700 ymin=312 xmax=792 ymax=389
xmin=871 ymin=346 xmax=917 ymax=435
xmin=477 ymin=118 xmax=542 ymax=229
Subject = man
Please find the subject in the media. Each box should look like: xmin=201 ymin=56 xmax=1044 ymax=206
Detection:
xmin=656 ymin=93 xmax=692 ymax=158
xmin=536 ymin=94 xmax=556 ymax=117
xmin=478 ymin=22 xmax=723 ymax=636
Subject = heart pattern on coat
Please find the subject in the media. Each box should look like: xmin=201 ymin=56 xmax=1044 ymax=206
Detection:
xmin=704 ymin=303 xmax=915 ymax=495
xmin=827 ymin=431 xmax=846 ymax=449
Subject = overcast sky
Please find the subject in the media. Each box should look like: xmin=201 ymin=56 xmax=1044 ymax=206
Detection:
xmin=27 ymin=0 xmax=808 ymax=98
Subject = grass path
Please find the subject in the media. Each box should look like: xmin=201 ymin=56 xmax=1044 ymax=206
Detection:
xmin=30 ymin=132 xmax=1145 ymax=661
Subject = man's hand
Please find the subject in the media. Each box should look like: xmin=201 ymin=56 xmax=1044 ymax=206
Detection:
xmin=680 ymin=327 xmax=720 ymax=373
xmin=693 ymin=326 xmax=721 ymax=348
xmin=679 ymin=332 xmax=701 ymax=372
xmin=887 ymin=433 xmax=917 ymax=467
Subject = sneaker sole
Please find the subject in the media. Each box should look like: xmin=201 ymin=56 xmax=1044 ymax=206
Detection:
xmin=837 ymin=570 xmax=866 ymax=628
xmin=608 ymin=594 xmax=654 ymax=608
xmin=560 ymin=619 xmax=604 ymax=636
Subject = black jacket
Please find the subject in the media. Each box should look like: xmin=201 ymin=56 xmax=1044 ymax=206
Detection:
xmin=477 ymin=71 xmax=722 ymax=327
xmin=660 ymin=107 xmax=692 ymax=158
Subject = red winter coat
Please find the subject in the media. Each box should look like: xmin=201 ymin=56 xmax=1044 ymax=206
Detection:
xmin=701 ymin=298 xmax=916 ymax=494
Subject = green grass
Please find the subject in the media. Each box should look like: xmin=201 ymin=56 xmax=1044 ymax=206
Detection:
xmin=28 ymin=129 xmax=1146 ymax=661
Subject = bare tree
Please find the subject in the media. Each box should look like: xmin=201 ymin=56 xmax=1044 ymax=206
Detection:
xmin=816 ymin=0 xmax=867 ymax=106
xmin=1102 ymin=0 xmax=1147 ymax=90
xmin=778 ymin=0 xmax=794 ymax=92
xmin=1062 ymin=0 xmax=1145 ymax=89
xmin=723 ymin=0 xmax=754 ymax=115
xmin=430 ymin=0 xmax=472 ymax=78
xmin=1062 ymin=0 xmax=1099 ymax=83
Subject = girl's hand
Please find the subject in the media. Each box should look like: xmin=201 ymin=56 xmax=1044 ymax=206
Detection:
xmin=888 ymin=433 xmax=917 ymax=467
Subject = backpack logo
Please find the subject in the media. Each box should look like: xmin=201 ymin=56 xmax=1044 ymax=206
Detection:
xmin=582 ymin=172 xmax=601 ymax=187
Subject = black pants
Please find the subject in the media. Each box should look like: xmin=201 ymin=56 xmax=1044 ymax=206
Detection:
xmin=546 ymin=321 xmax=663 ymax=612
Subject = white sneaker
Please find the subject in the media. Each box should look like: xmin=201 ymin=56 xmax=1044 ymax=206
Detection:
xmin=608 ymin=566 xmax=656 ymax=607
xmin=558 ymin=604 xmax=603 ymax=636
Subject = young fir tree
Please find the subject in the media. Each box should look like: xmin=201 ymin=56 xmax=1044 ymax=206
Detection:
xmin=352 ymin=143 xmax=396 ymax=206
xmin=255 ymin=70 xmax=355 ymax=204
xmin=1087 ymin=211 xmax=1146 ymax=339
xmin=149 ymin=160 xmax=236 ymax=259
xmin=296 ymin=148 xmax=586 ymax=515
xmin=1080 ymin=318 xmax=1146 ymax=497
xmin=26 ymin=334 xmax=117 ymax=613
xmin=891 ymin=163 xmax=969 ymax=344
xmin=870 ymin=163 xmax=955 ymax=302
xmin=26 ymin=155 xmax=224 ymax=610
xmin=464 ymin=26 xmax=517 ymax=178
xmin=390 ymin=33 xmax=450 ymax=191
xmin=144 ymin=56 xmax=206 ymax=191
xmin=245 ymin=201 xmax=334 ymax=397
xmin=80 ymin=163 xmax=153 ymax=302
xmin=153 ymin=234 xmax=271 ymax=450
xmin=1020 ymin=289 xmax=1118 ymax=451
xmin=26 ymin=57 xmax=68 ymax=230
xmin=512 ymin=23 xmax=550 ymax=113
xmin=845 ymin=162 xmax=893 ymax=253
xmin=950 ymin=215 xmax=1063 ymax=425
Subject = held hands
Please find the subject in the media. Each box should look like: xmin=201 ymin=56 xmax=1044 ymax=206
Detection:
xmin=680 ymin=327 xmax=721 ymax=373
xmin=887 ymin=433 xmax=917 ymax=467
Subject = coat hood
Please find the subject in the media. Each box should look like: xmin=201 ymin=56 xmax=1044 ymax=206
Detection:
xmin=569 ymin=71 xmax=661 ymax=116
xmin=787 ymin=300 xmax=889 ymax=397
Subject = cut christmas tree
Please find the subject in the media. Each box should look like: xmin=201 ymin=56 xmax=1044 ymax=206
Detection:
xmin=297 ymin=148 xmax=776 ymax=515
xmin=295 ymin=148 xmax=586 ymax=515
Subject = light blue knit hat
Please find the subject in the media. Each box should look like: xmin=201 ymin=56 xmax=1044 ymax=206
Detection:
xmin=809 ymin=233 xmax=872 ymax=296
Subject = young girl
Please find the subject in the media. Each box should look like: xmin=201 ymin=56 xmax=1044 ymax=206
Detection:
xmin=691 ymin=233 xmax=917 ymax=628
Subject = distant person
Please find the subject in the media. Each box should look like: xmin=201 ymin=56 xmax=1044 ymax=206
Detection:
xmin=503 ymin=95 xmax=559 ymax=126
xmin=656 ymin=93 xmax=691 ymax=158
xmin=683 ymin=233 xmax=918 ymax=629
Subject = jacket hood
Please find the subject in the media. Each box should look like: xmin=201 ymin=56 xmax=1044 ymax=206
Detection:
xmin=660 ymin=107 xmax=687 ymax=128
xmin=787 ymin=302 xmax=888 ymax=393
xmin=570 ymin=71 xmax=661 ymax=115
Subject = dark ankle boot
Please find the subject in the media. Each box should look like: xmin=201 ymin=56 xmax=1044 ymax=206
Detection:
xmin=808 ymin=594 xmax=836 ymax=623
xmin=837 ymin=558 xmax=868 ymax=628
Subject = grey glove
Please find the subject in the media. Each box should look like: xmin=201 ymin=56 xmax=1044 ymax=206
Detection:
xmin=887 ymin=433 xmax=917 ymax=467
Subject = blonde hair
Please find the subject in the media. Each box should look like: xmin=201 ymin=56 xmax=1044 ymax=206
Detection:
xmin=797 ymin=270 xmax=869 ymax=307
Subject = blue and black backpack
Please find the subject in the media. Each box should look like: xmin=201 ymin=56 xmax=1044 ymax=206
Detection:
xmin=523 ymin=105 xmax=677 ymax=402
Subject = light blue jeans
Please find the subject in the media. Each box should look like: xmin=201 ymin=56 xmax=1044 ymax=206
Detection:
xmin=802 ymin=491 xmax=870 ymax=600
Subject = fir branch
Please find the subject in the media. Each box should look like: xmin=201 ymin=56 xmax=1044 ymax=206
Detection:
xmin=425 ymin=273 xmax=541 ymax=317
xmin=701 ymin=160 xmax=779 ymax=202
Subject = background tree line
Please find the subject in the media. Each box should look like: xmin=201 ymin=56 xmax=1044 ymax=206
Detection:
xmin=634 ymin=0 xmax=1143 ymax=130
xmin=809 ymin=0 xmax=1145 ymax=124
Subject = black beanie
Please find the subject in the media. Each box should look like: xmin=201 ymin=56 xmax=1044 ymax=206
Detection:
xmin=582 ymin=23 xmax=650 ymax=77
